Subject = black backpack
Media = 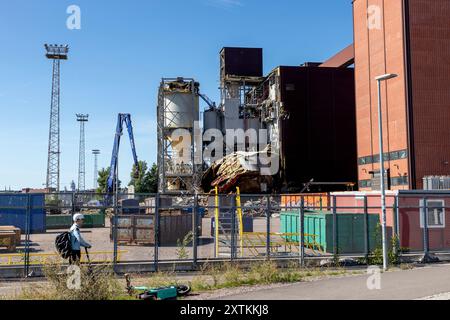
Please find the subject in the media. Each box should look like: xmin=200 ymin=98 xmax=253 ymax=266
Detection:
xmin=55 ymin=232 xmax=72 ymax=259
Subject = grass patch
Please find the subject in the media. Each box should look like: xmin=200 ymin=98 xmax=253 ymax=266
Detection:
xmin=139 ymin=261 xmax=358 ymax=294
xmin=15 ymin=260 xmax=125 ymax=300
xmin=9 ymin=260 xmax=363 ymax=300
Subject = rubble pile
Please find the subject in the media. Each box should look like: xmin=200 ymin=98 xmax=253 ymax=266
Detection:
xmin=241 ymin=198 xmax=280 ymax=217
xmin=171 ymin=195 xmax=209 ymax=207
xmin=201 ymin=150 xmax=274 ymax=194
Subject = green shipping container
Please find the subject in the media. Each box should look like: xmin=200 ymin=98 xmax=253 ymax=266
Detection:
xmin=46 ymin=213 xmax=105 ymax=230
xmin=46 ymin=214 xmax=72 ymax=229
xmin=280 ymin=211 xmax=380 ymax=254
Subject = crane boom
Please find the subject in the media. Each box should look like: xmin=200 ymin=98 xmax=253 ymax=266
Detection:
xmin=107 ymin=113 xmax=139 ymax=194
xmin=198 ymin=92 xmax=216 ymax=109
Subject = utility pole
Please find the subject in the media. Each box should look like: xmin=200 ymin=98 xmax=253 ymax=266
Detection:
xmin=76 ymin=114 xmax=89 ymax=191
xmin=92 ymin=149 xmax=100 ymax=190
xmin=45 ymin=44 xmax=69 ymax=192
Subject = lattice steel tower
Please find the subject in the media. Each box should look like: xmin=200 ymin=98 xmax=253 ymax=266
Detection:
xmin=76 ymin=114 xmax=89 ymax=191
xmin=45 ymin=44 xmax=69 ymax=191
xmin=92 ymin=149 xmax=100 ymax=190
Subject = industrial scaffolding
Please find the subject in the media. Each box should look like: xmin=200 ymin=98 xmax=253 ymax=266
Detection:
xmin=157 ymin=78 xmax=202 ymax=194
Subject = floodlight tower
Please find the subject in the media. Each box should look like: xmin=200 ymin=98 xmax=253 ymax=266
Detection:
xmin=45 ymin=44 xmax=69 ymax=191
xmin=92 ymin=149 xmax=100 ymax=190
xmin=76 ymin=114 xmax=89 ymax=191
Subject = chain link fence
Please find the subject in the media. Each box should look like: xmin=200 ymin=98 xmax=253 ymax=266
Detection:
xmin=0 ymin=191 xmax=449 ymax=277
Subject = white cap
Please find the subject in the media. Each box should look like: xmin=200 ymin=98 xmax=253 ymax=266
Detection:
xmin=73 ymin=213 xmax=85 ymax=222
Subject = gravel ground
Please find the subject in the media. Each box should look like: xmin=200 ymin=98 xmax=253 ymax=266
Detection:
xmin=1 ymin=217 xmax=308 ymax=264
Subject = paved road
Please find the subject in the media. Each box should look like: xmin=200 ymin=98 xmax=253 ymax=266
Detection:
xmin=220 ymin=264 xmax=450 ymax=300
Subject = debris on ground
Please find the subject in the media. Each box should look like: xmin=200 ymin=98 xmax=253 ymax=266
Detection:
xmin=170 ymin=196 xmax=209 ymax=207
xmin=241 ymin=198 xmax=280 ymax=217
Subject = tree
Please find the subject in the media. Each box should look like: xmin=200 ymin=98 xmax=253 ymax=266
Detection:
xmin=97 ymin=167 xmax=121 ymax=194
xmin=97 ymin=167 xmax=110 ymax=194
xmin=128 ymin=161 xmax=147 ymax=193
xmin=143 ymin=163 xmax=158 ymax=193
xmin=129 ymin=161 xmax=158 ymax=194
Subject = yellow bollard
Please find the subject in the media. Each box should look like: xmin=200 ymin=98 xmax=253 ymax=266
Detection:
xmin=236 ymin=187 xmax=244 ymax=257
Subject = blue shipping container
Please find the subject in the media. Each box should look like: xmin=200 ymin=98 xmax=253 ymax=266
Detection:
xmin=0 ymin=194 xmax=46 ymax=233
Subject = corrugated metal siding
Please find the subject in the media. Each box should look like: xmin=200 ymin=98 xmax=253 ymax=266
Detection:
xmin=280 ymin=210 xmax=380 ymax=254
xmin=0 ymin=194 xmax=46 ymax=233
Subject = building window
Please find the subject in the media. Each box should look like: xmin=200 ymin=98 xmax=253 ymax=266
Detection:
xmin=390 ymin=151 xmax=399 ymax=161
xmin=358 ymin=179 xmax=372 ymax=188
xmin=358 ymin=149 xmax=408 ymax=166
xmin=391 ymin=176 xmax=408 ymax=186
xmin=420 ymin=199 xmax=445 ymax=228
xmin=398 ymin=150 xmax=408 ymax=159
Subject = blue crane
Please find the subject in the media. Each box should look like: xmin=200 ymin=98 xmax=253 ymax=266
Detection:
xmin=107 ymin=113 xmax=139 ymax=194
xmin=198 ymin=93 xmax=216 ymax=109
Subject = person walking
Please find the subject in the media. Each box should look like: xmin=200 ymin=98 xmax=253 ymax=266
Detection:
xmin=69 ymin=213 xmax=92 ymax=264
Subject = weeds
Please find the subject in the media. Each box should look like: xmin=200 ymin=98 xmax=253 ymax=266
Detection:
xmin=366 ymin=233 xmax=402 ymax=266
xmin=176 ymin=231 xmax=194 ymax=260
xmin=188 ymin=261 xmax=351 ymax=293
xmin=145 ymin=271 xmax=178 ymax=288
xmin=17 ymin=260 xmax=123 ymax=300
xmin=12 ymin=260 xmax=359 ymax=300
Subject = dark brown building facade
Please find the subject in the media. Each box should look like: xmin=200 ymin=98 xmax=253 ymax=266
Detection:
xmin=277 ymin=66 xmax=357 ymax=191
xmin=353 ymin=0 xmax=450 ymax=190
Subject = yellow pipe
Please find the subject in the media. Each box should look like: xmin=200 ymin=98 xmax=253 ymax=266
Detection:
xmin=214 ymin=186 xmax=219 ymax=258
xmin=236 ymin=187 xmax=244 ymax=257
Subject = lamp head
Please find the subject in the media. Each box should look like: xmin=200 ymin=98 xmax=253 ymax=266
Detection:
xmin=375 ymin=73 xmax=398 ymax=81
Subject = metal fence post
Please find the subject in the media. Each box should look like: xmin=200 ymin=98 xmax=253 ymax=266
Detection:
xmin=393 ymin=195 xmax=399 ymax=257
xmin=112 ymin=191 xmax=120 ymax=268
xmin=154 ymin=193 xmax=160 ymax=272
xmin=230 ymin=195 xmax=236 ymax=262
xmin=113 ymin=213 xmax=118 ymax=268
xmin=24 ymin=194 xmax=31 ymax=278
xmin=332 ymin=195 xmax=338 ymax=257
xmin=71 ymin=192 xmax=75 ymax=218
xmin=192 ymin=193 xmax=198 ymax=268
xmin=364 ymin=195 xmax=369 ymax=261
xmin=422 ymin=197 xmax=430 ymax=257
xmin=300 ymin=197 xmax=305 ymax=267
xmin=266 ymin=195 xmax=271 ymax=260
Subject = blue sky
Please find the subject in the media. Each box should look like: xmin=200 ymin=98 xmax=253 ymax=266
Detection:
xmin=0 ymin=0 xmax=353 ymax=190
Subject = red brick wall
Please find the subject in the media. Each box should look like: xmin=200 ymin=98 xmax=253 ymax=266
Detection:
xmin=407 ymin=0 xmax=450 ymax=188
xmin=353 ymin=0 xmax=410 ymax=190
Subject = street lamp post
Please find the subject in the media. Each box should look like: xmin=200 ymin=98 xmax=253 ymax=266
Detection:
xmin=375 ymin=73 xmax=398 ymax=271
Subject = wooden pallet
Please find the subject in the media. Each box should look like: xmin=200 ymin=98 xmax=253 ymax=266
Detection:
xmin=0 ymin=231 xmax=16 ymax=252
xmin=0 ymin=226 xmax=21 ymax=244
